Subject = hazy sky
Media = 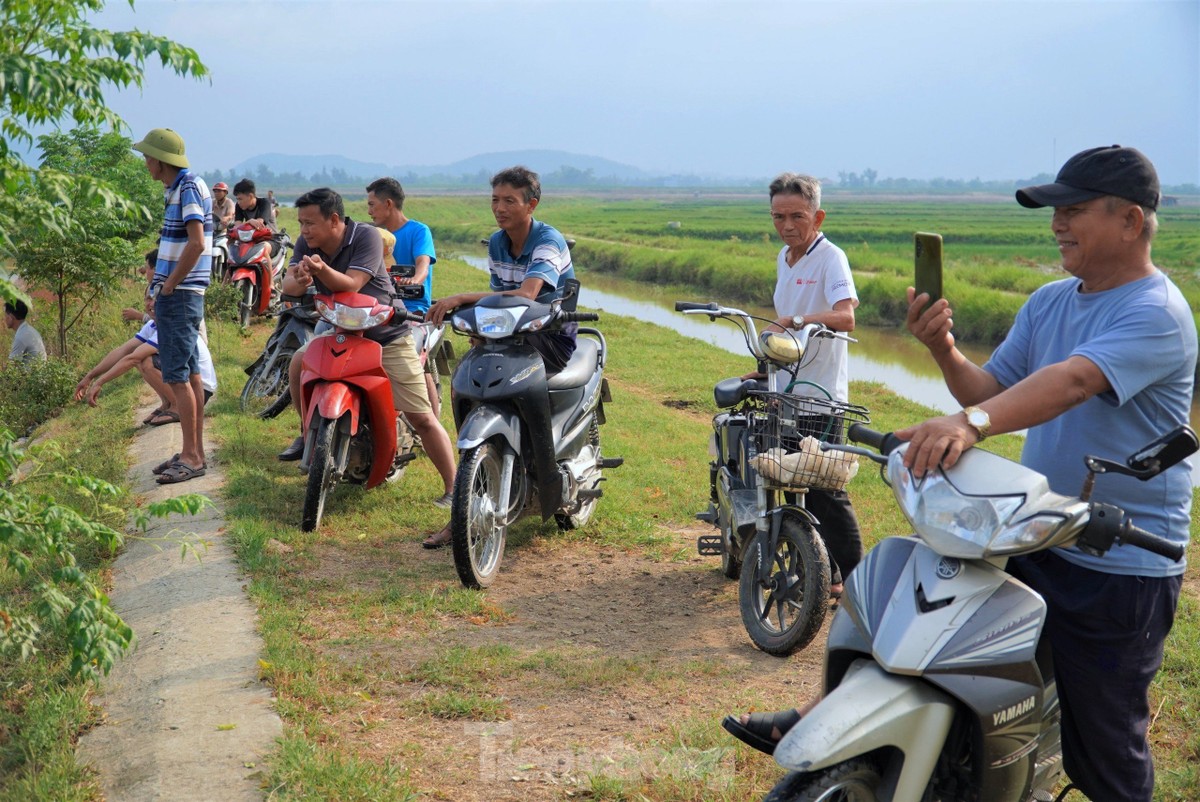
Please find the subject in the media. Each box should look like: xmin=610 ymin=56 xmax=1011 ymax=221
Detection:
xmin=92 ymin=0 xmax=1198 ymax=184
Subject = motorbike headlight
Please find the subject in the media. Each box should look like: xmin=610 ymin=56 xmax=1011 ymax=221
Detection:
xmin=891 ymin=461 xmax=1024 ymax=558
xmin=476 ymin=305 xmax=527 ymax=338
xmin=315 ymin=298 xmax=393 ymax=331
xmin=988 ymin=514 xmax=1071 ymax=555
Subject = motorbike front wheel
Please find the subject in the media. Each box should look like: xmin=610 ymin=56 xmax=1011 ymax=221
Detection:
xmin=451 ymin=440 xmax=509 ymax=589
xmin=764 ymin=757 xmax=883 ymax=802
xmin=738 ymin=515 xmax=830 ymax=656
xmin=240 ymin=347 xmax=295 ymax=418
xmin=237 ymin=278 xmax=255 ymax=328
xmin=301 ymin=415 xmax=344 ymax=532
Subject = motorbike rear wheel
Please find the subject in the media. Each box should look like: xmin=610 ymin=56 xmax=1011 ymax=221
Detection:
xmin=451 ymin=440 xmax=508 ymax=589
xmin=240 ymin=346 xmax=295 ymax=418
xmin=301 ymin=415 xmax=344 ymax=532
xmin=237 ymin=278 xmax=254 ymax=328
xmin=764 ymin=757 xmax=883 ymax=801
xmin=738 ymin=514 xmax=830 ymax=656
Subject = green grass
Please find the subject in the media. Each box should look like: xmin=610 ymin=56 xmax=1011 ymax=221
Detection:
xmin=4 ymin=196 xmax=1199 ymax=801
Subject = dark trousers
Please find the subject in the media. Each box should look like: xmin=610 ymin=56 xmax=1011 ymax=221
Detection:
xmin=803 ymin=488 xmax=863 ymax=586
xmin=1008 ymin=552 xmax=1182 ymax=802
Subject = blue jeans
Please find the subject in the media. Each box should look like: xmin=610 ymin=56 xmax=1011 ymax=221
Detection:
xmin=155 ymin=290 xmax=205 ymax=384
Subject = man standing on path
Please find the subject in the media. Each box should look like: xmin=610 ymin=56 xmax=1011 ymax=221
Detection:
xmin=133 ymin=128 xmax=212 ymax=485
xmin=365 ymin=177 xmax=442 ymax=415
xmin=5 ymin=299 xmax=47 ymax=362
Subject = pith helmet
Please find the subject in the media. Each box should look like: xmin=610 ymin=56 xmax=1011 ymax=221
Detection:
xmin=132 ymin=128 xmax=190 ymax=169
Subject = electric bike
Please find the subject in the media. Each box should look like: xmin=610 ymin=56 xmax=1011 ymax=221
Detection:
xmin=447 ymin=283 xmax=622 ymax=589
xmin=762 ymin=424 xmax=1197 ymax=802
xmin=677 ymin=301 xmax=868 ymax=656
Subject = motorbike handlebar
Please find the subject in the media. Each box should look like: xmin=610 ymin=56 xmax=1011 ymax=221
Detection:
xmin=563 ymin=312 xmax=600 ymax=323
xmin=674 ymin=301 xmax=719 ymax=313
xmin=848 ymin=424 xmax=904 ymax=456
xmin=1120 ymin=522 xmax=1186 ymax=562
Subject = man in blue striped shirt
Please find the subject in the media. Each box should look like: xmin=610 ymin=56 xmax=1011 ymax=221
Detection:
xmin=133 ymin=128 xmax=212 ymax=484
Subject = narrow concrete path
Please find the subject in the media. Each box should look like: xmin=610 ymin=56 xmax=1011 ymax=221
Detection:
xmin=77 ymin=406 xmax=281 ymax=801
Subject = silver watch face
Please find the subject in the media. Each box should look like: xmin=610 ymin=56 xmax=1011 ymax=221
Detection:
xmin=968 ymin=409 xmax=987 ymax=427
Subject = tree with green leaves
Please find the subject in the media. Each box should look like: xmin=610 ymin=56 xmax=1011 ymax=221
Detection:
xmin=15 ymin=128 xmax=162 ymax=356
xmin=0 ymin=0 xmax=208 ymax=307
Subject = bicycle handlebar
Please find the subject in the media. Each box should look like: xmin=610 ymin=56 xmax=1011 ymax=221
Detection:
xmin=674 ymin=301 xmax=719 ymax=313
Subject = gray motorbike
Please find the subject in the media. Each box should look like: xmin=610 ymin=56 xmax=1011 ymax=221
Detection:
xmin=763 ymin=424 xmax=1196 ymax=801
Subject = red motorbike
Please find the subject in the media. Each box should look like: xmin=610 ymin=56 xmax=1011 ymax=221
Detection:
xmin=297 ymin=290 xmax=421 ymax=531
xmin=226 ymin=222 xmax=291 ymax=327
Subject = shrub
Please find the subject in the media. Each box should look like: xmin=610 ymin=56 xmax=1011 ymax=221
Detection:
xmin=204 ymin=279 xmax=243 ymax=323
xmin=0 ymin=357 xmax=77 ymax=436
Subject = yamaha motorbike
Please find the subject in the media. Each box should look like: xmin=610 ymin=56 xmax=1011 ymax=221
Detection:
xmin=446 ymin=283 xmax=622 ymax=589
xmin=677 ymin=301 xmax=867 ymax=655
xmin=226 ymin=222 xmax=291 ymax=327
xmin=240 ymin=289 xmax=320 ymax=418
xmin=761 ymin=424 xmax=1196 ymax=802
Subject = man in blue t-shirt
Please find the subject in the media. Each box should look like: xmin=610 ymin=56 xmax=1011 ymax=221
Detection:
xmin=366 ymin=176 xmax=441 ymax=415
xmin=426 ymin=166 xmax=576 ymax=373
xmin=900 ymin=146 xmax=1195 ymax=801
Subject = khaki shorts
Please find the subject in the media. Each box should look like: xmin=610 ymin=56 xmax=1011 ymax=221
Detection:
xmin=297 ymin=333 xmax=431 ymax=416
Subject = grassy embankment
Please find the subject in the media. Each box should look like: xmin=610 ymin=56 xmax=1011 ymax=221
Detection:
xmin=411 ymin=194 xmax=1200 ymax=348
xmin=1 ymin=197 xmax=1197 ymax=800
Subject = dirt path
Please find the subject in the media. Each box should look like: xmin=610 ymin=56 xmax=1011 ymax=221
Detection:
xmin=76 ymin=406 xmax=281 ymax=801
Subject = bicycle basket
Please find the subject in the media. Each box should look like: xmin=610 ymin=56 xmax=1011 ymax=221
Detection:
xmin=747 ymin=391 xmax=869 ymax=491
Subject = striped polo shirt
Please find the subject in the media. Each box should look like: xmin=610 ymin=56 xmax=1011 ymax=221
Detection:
xmin=154 ymin=169 xmax=213 ymax=293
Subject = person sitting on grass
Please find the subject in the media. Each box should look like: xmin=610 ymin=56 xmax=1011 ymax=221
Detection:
xmin=76 ymin=290 xmax=216 ymax=423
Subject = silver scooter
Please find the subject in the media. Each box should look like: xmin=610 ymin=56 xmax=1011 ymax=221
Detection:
xmin=762 ymin=424 xmax=1196 ymax=802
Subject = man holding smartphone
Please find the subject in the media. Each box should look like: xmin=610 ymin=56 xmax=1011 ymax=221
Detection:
xmin=902 ymin=146 xmax=1193 ymax=801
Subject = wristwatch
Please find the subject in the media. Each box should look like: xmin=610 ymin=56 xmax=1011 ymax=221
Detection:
xmin=963 ymin=406 xmax=991 ymax=441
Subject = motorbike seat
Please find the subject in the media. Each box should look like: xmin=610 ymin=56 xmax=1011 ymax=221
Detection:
xmin=714 ymin=377 xmax=764 ymax=408
xmin=547 ymin=338 xmax=599 ymax=390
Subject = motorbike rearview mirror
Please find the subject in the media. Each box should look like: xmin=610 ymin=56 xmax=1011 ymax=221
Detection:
xmin=1080 ymin=425 xmax=1199 ymax=500
xmin=1126 ymin=425 xmax=1198 ymax=474
xmin=559 ymin=279 xmax=581 ymax=312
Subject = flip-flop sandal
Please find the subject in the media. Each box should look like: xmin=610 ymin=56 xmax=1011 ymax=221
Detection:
xmin=156 ymin=462 xmax=206 ymax=484
xmin=147 ymin=410 xmax=181 ymax=426
xmin=152 ymin=453 xmax=181 ymax=475
xmin=422 ymin=530 xmax=452 ymax=550
xmin=143 ymin=407 xmax=166 ymax=425
xmin=721 ymin=709 xmax=803 ymax=756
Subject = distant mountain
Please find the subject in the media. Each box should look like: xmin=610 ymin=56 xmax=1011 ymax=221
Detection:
xmin=227 ymin=149 xmax=648 ymax=183
xmin=228 ymin=153 xmax=392 ymax=179
xmin=410 ymin=150 xmax=648 ymax=181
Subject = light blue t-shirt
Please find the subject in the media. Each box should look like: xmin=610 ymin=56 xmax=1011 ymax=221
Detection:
xmin=984 ymin=271 xmax=1197 ymax=577
xmin=391 ymin=219 xmax=436 ymax=314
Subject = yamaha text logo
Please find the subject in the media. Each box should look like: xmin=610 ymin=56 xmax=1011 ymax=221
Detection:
xmin=935 ymin=557 xmax=961 ymax=579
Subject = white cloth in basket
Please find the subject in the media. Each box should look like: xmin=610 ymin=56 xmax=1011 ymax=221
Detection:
xmin=750 ymin=436 xmax=859 ymax=491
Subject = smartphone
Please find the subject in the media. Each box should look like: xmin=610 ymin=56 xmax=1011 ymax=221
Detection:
xmin=914 ymin=232 xmax=943 ymax=311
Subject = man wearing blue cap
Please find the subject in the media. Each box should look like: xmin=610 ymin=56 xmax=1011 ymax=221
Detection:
xmin=900 ymin=145 xmax=1195 ymax=800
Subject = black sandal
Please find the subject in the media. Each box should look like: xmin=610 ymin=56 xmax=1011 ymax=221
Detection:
xmin=721 ymin=708 xmax=803 ymax=755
